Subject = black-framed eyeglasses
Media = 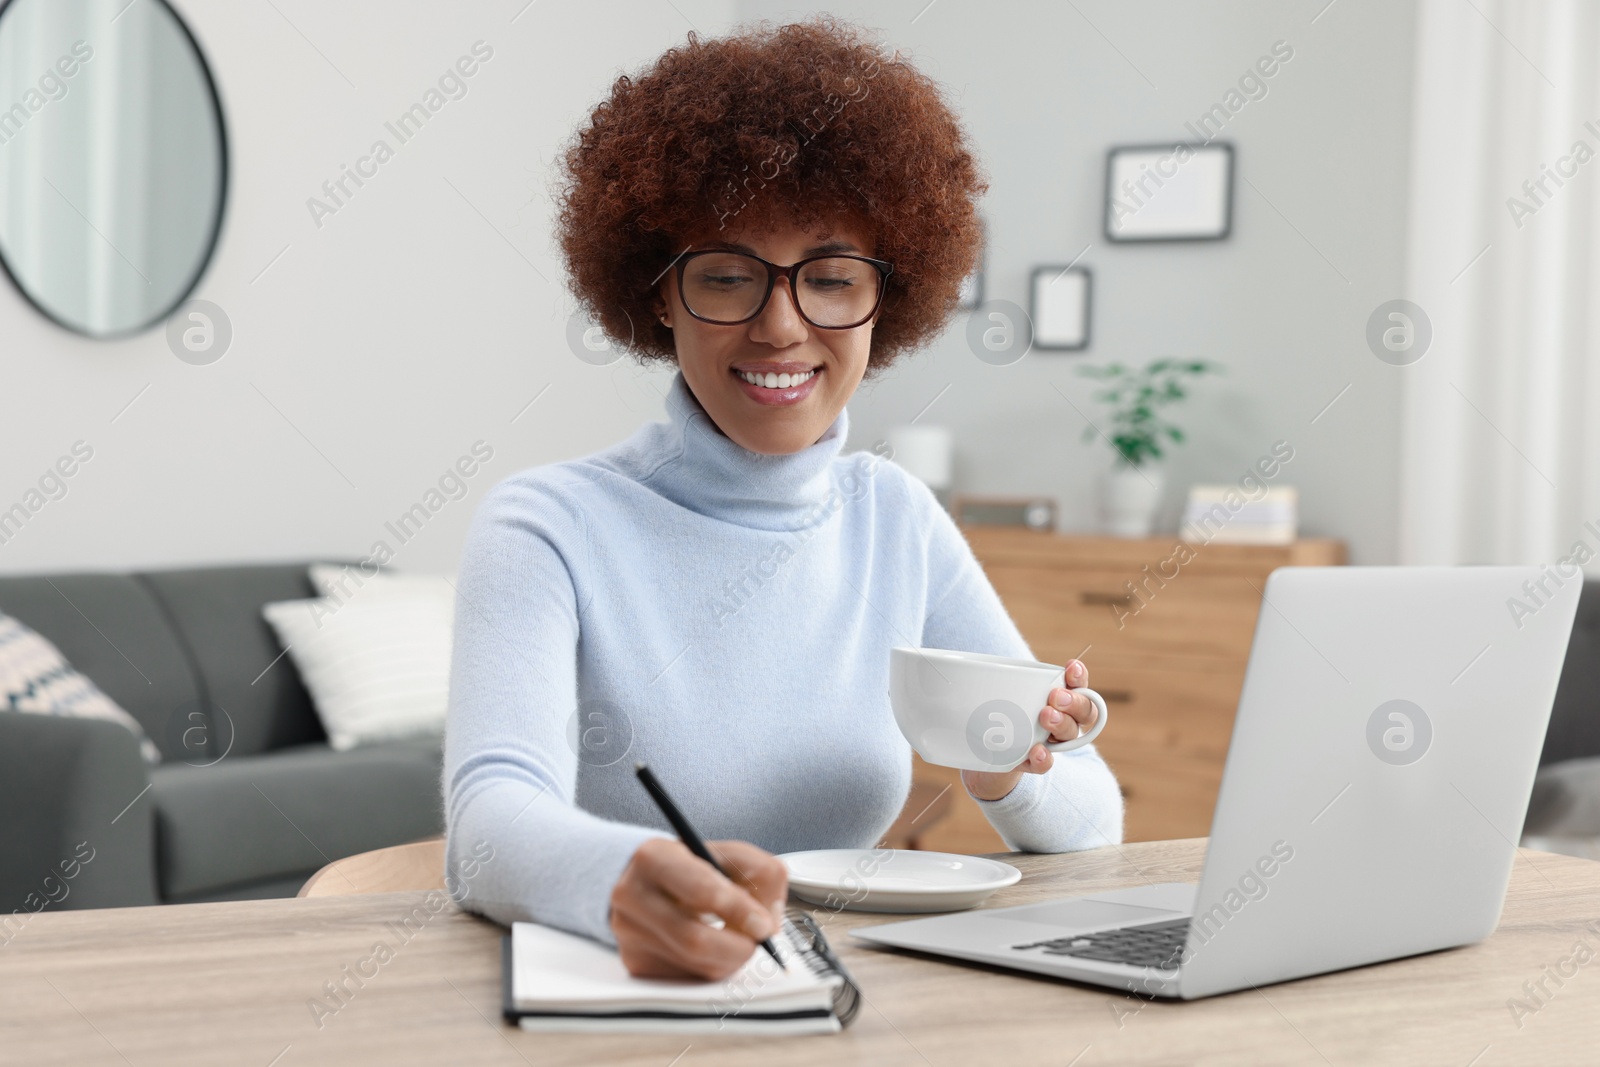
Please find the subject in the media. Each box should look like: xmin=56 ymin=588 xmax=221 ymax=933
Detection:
xmin=673 ymin=249 xmax=894 ymax=329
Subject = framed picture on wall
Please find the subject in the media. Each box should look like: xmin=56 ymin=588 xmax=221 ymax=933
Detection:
xmin=957 ymin=215 xmax=987 ymax=310
xmin=957 ymin=267 xmax=984 ymax=310
xmin=1029 ymin=265 xmax=1091 ymax=350
xmin=1104 ymin=142 xmax=1234 ymax=242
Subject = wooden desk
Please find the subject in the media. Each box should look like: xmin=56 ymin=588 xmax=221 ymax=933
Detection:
xmin=5 ymin=840 xmax=1596 ymax=1065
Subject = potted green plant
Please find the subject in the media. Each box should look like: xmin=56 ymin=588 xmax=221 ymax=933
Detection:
xmin=1077 ymin=359 xmax=1220 ymax=537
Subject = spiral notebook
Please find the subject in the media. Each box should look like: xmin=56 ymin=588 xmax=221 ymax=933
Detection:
xmin=500 ymin=910 xmax=860 ymax=1034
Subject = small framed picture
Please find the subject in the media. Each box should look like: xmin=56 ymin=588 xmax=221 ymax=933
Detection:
xmin=1105 ymin=142 xmax=1234 ymax=242
xmin=957 ymin=267 xmax=984 ymax=311
xmin=958 ymin=217 xmax=987 ymax=310
xmin=1029 ymin=265 xmax=1091 ymax=350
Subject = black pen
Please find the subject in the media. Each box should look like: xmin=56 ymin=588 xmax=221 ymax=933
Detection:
xmin=634 ymin=762 xmax=786 ymax=972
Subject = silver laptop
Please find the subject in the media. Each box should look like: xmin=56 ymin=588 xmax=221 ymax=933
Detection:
xmin=852 ymin=566 xmax=1580 ymax=999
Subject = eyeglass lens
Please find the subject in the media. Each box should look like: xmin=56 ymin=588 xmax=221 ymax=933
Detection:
xmin=681 ymin=253 xmax=881 ymax=327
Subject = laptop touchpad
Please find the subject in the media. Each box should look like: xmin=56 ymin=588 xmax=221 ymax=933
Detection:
xmin=986 ymin=899 xmax=1184 ymax=932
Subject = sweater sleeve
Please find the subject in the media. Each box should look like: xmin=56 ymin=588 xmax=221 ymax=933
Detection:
xmin=443 ymin=478 xmax=670 ymax=944
xmin=913 ymin=478 xmax=1125 ymax=854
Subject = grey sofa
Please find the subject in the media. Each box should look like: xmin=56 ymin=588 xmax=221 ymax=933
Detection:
xmin=0 ymin=563 xmax=443 ymax=910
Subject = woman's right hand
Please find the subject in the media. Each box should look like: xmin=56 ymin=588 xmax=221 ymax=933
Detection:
xmin=610 ymin=837 xmax=788 ymax=980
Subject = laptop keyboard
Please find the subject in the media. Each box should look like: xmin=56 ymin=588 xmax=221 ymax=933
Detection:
xmin=1012 ymin=917 xmax=1190 ymax=969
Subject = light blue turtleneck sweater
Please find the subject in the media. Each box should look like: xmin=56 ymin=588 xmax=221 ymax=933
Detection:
xmin=443 ymin=371 xmax=1123 ymax=944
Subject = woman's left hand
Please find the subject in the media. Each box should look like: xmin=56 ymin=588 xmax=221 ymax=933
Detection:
xmin=961 ymin=659 xmax=1097 ymax=802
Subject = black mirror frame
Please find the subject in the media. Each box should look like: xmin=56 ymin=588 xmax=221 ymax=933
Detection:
xmin=0 ymin=0 xmax=230 ymax=340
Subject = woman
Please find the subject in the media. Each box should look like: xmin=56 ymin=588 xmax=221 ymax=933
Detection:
xmin=444 ymin=16 xmax=1122 ymax=981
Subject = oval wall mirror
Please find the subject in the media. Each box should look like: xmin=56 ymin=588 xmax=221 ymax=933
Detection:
xmin=0 ymin=0 xmax=226 ymax=339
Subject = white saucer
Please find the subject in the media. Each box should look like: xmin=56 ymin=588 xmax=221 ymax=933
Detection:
xmin=779 ymin=849 xmax=1022 ymax=914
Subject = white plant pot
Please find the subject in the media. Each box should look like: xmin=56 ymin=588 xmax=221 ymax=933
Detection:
xmin=1102 ymin=462 xmax=1164 ymax=538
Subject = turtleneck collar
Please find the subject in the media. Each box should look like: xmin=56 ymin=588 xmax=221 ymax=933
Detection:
xmin=629 ymin=370 xmax=850 ymax=532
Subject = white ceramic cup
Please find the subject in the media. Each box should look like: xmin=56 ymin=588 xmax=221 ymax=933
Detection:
xmin=889 ymin=647 xmax=1110 ymax=772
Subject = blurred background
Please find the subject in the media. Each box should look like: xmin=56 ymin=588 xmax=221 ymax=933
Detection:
xmin=0 ymin=0 xmax=1421 ymax=571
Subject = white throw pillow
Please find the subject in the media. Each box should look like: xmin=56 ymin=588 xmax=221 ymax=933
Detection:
xmin=261 ymin=582 xmax=454 ymax=752
xmin=307 ymin=563 xmax=457 ymax=603
xmin=0 ymin=613 xmax=161 ymax=763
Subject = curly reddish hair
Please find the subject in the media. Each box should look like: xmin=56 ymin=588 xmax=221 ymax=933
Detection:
xmin=555 ymin=16 xmax=987 ymax=377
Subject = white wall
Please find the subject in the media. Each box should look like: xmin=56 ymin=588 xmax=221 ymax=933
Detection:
xmin=0 ymin=0 xmax=735 ymax=575
xmin=0 ymin=0 xmax=1415 ymax=575
xmin=745 ymin=0 xmax=1418 ymax=561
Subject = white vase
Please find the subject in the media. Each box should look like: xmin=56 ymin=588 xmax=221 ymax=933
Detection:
xmin=1102 ymin=462 xmax=1164 ymax=538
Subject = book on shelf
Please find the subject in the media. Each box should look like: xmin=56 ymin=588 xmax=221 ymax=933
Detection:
xmin=1181 ymin=485 xmax=1298 ymax=545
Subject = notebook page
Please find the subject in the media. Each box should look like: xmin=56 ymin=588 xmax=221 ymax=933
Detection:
xmin=511 ymin=919 xmax=837 ymax=1015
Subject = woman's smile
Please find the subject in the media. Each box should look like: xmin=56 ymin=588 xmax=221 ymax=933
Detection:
xmin=730 ymin=361 xmax=823 ymax=406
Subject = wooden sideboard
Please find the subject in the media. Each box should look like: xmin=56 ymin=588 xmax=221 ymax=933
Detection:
xmin=914 ymin=530 xmax=1346 ymax=849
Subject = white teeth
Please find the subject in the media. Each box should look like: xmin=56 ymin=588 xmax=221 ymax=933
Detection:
xmin=737 ymin=368 xmax=816 ymax=388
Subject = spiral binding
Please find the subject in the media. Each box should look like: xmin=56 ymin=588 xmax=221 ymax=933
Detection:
xmin=782 ymin=909 xmax=862 ymax=1026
